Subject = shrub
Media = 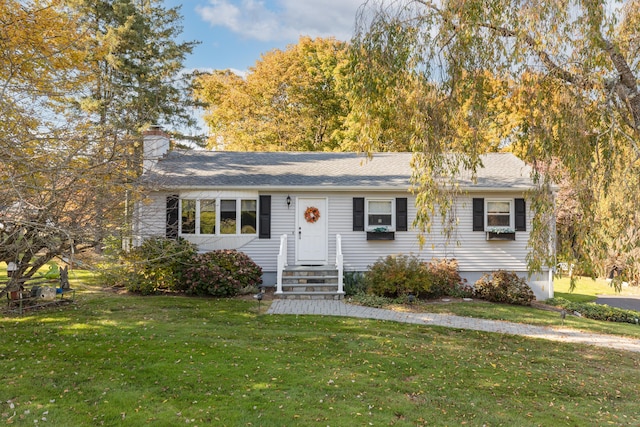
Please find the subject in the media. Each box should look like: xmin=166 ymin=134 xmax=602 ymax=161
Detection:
xmin=184 ymin=250 xmax=262 ymax=297
xmin=546 ymin=298 xmax=640 ymax=324
xmin=117 ymin=237 xmax=198 ymax=295
xmin=474 ymin=270 xmax=535 ymax=305
xmin=425 ymin=259 xmax=464 ymax=298
xmin=349 ymin=293 xmax=395 ymax=308
xmin=343 ymin=271 xmax=367 ymax=296
xmin=362 ymin=256 xmax=465 ymax=299
xmin=448 ymin=281 xmax=475 ymax=299
xmin=363 ymin=254 xmax=431 ymax=298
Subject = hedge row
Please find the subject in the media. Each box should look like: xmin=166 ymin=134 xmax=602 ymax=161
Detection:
xmin=546 ymin=297 xmax=640 ymax=324
xmin=355 ymin=256 xmax=535 ymax=306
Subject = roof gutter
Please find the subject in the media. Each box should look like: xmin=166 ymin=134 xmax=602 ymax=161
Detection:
xmin=144 ymin=185 xmax=539 ymax=193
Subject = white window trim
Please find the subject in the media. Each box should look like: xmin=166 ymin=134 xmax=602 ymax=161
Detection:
xmin=365 ymin=198 xmax=396 ymax=231
xmin=179 ymin=197 xmax=258 ymax=236
xmin=484 ymin=199 xmax=515 ymax=232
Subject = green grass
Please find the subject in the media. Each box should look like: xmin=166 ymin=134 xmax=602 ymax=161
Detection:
xmin=388 ymin=299 xmax=640 ymax=339
xmin=3 ymin=266 xmax=640 ymax=425
xmin=0 ymin=262 xmax=100 ymax=287
xmin=2 ymin=286 xmax=640 ymax=426
xmin=553 ymin=275 xmax=640 ymax=301
xmin=366 ymin=275 xmax=640 ymax=339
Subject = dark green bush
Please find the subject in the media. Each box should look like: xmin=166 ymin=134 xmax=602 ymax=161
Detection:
xmin=343 ymin=271 xmax=367 ymax=296
xmin=349 ymin=293 xmax=396 ymax=308
xmin=363 ymin=254 xmax=431 ymax=298
xmin=545 ymin=297 xmax=571 ymax=307
xmin=474 ymin=270 xmax=535 ymax=305
xmin=546 ymin=298 xmax=640 ymax=324
xmin=118 ymin=237 xmax=198 ymax=295
xmin=184 ymin=250 xmax=262 ymax=297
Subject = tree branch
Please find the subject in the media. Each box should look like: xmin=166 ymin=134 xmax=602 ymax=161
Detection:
xmin=602 ymin=39 xmax=640 ymax=135
xmin=482 ymin=23 xmax=590 ymax=89
xmin=412 ymin=0 xmax=588 ymax=88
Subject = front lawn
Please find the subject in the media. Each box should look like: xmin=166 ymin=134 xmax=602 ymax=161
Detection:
xmin=554 ymin=275 xmax=640 ymax=301
xmin=2 ymin=287 xmax=640 ymax=426
xmin=387 ymin=298 xmax=640 ymax=339
xmin=349 ymin=275 xmax=640 ymax=339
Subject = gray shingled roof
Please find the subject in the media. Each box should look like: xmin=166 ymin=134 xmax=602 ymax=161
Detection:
xmin=141 ymin=151 xmax=535 ymax=191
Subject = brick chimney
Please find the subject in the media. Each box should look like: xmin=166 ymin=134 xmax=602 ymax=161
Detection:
xmin=143 ymin=125 xmax=170 ymax=171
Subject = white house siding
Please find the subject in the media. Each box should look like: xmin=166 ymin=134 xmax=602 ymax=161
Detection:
xmin=328 ymin=192 xmax=425 ymax=269
xmin=323 ymin=191 xmax=534 ymax=271
xmin=135 ymin=190 xmax=552 ymax=300
xmin=133 ymin=193 xmax=167 ymax=244
xmin=319 ymin=191 xmax=549 ymax=300
xmin=452 ymin=191 xmax=531 ymax=272
xmin=134 ymin=191 xmax=293 ymax=273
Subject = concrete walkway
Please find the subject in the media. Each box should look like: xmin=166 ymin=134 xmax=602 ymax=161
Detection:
xmin=267 ymin=299 xmax=640 ymax=354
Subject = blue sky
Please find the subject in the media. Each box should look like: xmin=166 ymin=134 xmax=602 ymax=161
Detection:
xmin=164 ymin=0 xmax=363 ymax=73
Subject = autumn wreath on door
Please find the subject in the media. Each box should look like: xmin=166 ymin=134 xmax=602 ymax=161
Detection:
xmin=304 ymin=206 xmax=320 ymax=223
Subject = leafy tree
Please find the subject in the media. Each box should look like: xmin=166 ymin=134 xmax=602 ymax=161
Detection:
xmin=195 ymin=36 xmax=349 ymax=151
xmin=1 ymin=0 xmax=107 ymax=290
xmin=0 ymin=0 xmax=197 ymax=296
xmin=1 ymin=0 xmax=92 ymax=126
xmin=350 ymin=0 xmax=639 ymax=275
xmin=66 ymin=0 xmax=204 ymax=254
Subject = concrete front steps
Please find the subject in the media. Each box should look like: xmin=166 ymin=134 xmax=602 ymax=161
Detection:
xmin=276 ymin=266 xmax=344 ymax=300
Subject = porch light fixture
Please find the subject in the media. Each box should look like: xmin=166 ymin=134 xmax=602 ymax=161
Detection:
xmin=286 ymin=195 xmax=291 ymax=208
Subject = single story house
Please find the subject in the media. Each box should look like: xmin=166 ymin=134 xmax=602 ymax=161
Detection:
xmin=134 ymin=130 xmax=555 ymax=300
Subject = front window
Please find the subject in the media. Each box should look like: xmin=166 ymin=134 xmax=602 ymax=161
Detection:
xmin=199 ymin=199 xmax=216 ymax=234
xmin=179 ymin=197 xmax=258 ymax=236
xmin=486 ymin=200 xmax=513 ymax=229
xmin=181 ymin=199 xmax=196 ymax=234
xmin=241 ymin=200 xmax=257 ymax=234
xmin=220 ymin=200 xmax=237 ymax=234
xmin=367 ymin=199 xmax=393 ymax=229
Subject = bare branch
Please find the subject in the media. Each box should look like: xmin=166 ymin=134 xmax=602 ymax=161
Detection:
xmin=603 ymin=39 xmax=640 ymax=134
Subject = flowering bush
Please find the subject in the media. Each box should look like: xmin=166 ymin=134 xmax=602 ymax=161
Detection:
xmin=184 ymin=250 xmax=262 ymax=297
xmin=474 ymin=270 xmax=535 ymax=305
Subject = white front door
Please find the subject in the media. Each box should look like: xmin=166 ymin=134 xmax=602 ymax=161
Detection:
xmin=296 ymin=197 xmax=328 ymax=265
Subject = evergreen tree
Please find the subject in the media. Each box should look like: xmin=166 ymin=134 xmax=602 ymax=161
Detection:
xmin=72 ymin=0 xmax=203 ymax=147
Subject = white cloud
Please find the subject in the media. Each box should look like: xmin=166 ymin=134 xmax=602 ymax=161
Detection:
xmin=196 ymin=0 xmax=362 ymax=42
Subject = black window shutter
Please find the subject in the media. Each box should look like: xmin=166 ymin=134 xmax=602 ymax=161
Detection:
xmin=353 ymin=198 xmax=365 ymax=231
xmin=515 ymin=198 xmax=526 ymax=231
xmin=472 ymin=198 xmax=484 ymax=231
xmin=259 ymin=195 xmax=271 ymax=239
xmin=166 ymin=194 xmax=179 ymax=239
xmin=396 ymin=198 xmax=408 ymax=231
